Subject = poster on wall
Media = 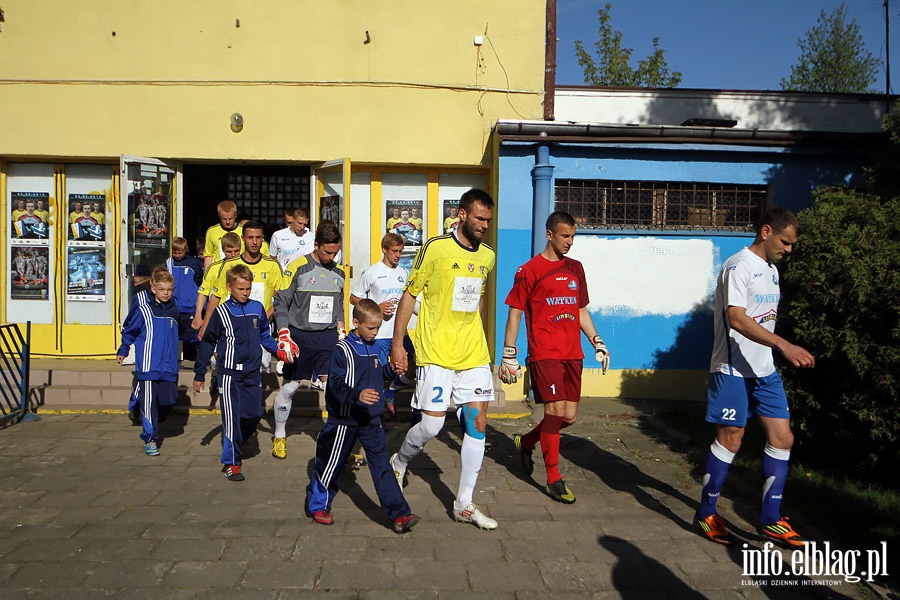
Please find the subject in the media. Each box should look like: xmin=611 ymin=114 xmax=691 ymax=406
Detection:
xmin=130 ymin=192 xmax=170 ymax=249
xmin=10 ymin=246 xmax=50 ymax=300
xmin=67 ymin=193 xmax=106 ymax=244
xmin=441 ymin=198 xmax=461 ymax=234
xmin=385 ymin=199 xmax=424 ymax=246
xmin=10 ymin=191 xmax=51 ymax=243
xmin=67 ymin=247 xmax=106 ymax=301
xmin=319 ymin=194 xmax=341 ymax=224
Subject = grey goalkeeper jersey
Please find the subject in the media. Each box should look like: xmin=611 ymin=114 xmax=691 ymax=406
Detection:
xmin=274 ymin=253 xmax=345 ymax=332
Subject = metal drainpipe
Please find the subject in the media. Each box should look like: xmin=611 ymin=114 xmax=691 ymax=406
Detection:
xmin=531 ymin=144 xmax=554 ymax=255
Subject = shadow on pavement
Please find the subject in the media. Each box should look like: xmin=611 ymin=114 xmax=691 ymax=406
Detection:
xmin=598 ymin=535 xmax=707 ymax=599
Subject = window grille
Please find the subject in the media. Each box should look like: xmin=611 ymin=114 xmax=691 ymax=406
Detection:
xmin=554 ymin=179 xmax=767 ymax=231
xmin=227 ymin=173 xmax=310 ymax=228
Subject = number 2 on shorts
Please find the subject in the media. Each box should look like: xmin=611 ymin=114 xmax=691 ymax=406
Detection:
xmin=431 ymin=386 xmax=444 ymax=404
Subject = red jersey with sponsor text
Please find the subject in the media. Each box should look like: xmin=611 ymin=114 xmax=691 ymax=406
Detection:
xmin=505 ymin=254 xmax=589 ymax=362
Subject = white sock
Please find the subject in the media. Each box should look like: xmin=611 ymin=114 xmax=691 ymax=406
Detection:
xmin=455 ymin=433 xmax=485 ymax=511
xmin=273 ymin=381 xmax=299 ymax=438
xmin=397 ymin=413 xmax=444 ymax=468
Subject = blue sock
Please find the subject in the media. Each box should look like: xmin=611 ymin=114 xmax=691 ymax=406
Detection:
xmin=760 ymin=444 xmax=790 ymax=525
xmin=698 ymin=440 xmax=734 ymax=519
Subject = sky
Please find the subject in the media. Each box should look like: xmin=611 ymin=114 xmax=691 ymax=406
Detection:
xmin=555 ymin=0 xmax=900 ymax=92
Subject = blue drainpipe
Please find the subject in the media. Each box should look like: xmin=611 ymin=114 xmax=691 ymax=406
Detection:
xmin=531 ymin=145 xmax=554 ymax=255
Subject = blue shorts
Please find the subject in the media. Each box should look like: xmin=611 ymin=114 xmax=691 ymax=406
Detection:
xmin=283 ymin=327 xmax=338 ymax=382
xmin=706 ymin=371 xmax=789 ymax=427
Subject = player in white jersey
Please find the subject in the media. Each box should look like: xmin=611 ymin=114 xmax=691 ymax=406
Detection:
xmin=269 ymin=208 xmax=314 ymax=271
xmin=695 ymin=207 xmax=815 ymax=549
xmin=349 ymin=233 xmax=415 ymax=415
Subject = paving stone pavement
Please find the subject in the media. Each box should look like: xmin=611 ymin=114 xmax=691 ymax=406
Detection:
xmin=0 ymin=400 xmax=878 ymax=599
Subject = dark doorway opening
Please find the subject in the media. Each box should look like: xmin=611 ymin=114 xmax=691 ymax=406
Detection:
xmin=182 ymin=164 xmax=311 ymax=254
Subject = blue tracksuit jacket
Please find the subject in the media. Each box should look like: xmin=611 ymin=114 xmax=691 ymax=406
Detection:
xmin=325 ymin=331 xmax=385 ymax=425
xmin=118 ymin=292 xmax=191 ymax=382
xmin=194 ymin=297 xmax=278 ymax=380
xmin=166 ymin=256 xmax=204 ymax=315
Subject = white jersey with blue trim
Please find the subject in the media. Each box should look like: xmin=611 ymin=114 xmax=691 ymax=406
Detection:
xmin=349 ymin=261 xmax=408 ymax=340
xmin=710 ymin=247 xmax=781 ymax=378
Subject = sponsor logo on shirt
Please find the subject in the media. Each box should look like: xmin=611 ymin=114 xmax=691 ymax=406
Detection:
xmin=552 ymin=313 xmax=577 ymax=322
xmin=755 ymin=294 xmax=780 ymax=303
xmin=772 ymin=274 xmax=779 ymax=285
xmin=756 ymin=310 xmax=778 ymax=325
xmin=545 ymin=296 xmax=578 ymax=306
xmin=568 ymin=280 xmax=577 ymax=290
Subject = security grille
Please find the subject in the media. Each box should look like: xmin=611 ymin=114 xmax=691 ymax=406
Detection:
xmin=554 ymin=179 xmax=768 ymax=231
xmin=227 ymin=173 xmax=310 ymax=229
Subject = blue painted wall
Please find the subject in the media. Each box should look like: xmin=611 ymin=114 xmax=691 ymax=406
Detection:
xmin=494 ymin=140 xmax=868 ymax=375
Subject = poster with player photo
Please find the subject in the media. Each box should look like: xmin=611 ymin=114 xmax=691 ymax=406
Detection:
xmin=10 ymin=246 xmax=50 ymax=300
xmin=10 ymin=191 xmax=51 ymax=243
xmin=67 ymin=246 xmax=106 ymax=301
xmin=441 ymin=198 xmax=461 ymax=234
xmin=319 ymin=194 xmax=341 ymax=224
xmin=68 ymin=193 xmax=106 ymax=243
xmin=130 ymin=192 xmax=170 ymax=249
xmin=385 ymin=199 xmax=424 ymax=246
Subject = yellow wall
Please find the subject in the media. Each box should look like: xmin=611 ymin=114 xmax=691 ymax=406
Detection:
xmin=0 ymin=1 xmax=546 ymax=165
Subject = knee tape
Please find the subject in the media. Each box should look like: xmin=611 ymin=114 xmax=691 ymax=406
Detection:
xmin=456 ymin=405 xmax=485 ymax=441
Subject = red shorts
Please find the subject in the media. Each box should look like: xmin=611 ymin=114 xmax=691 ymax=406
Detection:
xmin=529 ymin=359 xmax=583 ymax=404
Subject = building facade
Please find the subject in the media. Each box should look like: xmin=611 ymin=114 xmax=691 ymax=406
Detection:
xmin=0 ymin=1 xmax=547 ymax=356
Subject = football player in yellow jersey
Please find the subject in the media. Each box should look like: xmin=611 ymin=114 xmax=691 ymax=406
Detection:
xmin=389 ymin=189 xmax=499 ymax=531
xmin=203 ymin=201 xmax=241 ymax=270
xmin=200 ymin=222 xmax=283 ymax=375
xmin=90 ymin=200 xmax=105 ymax=225
xmin=203 ymin=221 xmax=282 ymax=323
xmin=193 ymin=233 xmax=242 ymax=331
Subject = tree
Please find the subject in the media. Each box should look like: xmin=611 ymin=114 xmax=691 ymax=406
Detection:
xmin=574 ymin=3 xmax=681 ymax=88
xmin=780 ymin=1 xmax=881 ymax=94
xmin=778 ymin=103 xmax=900 ymax=480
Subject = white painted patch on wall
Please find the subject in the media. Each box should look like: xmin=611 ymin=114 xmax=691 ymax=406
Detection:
xmin=569 ymin=237 xmax=716 ymax=318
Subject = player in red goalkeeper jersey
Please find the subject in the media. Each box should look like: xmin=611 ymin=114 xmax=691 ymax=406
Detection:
xmin=501 ymin=211 xmax=610 ymax=504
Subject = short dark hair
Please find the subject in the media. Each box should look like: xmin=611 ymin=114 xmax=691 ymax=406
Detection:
xmin=756 ymin=207 xmax=799 ymax=235
xmin=459 ymin=188 xmax=494 ymax=214
xmin=353 ymin=298 xmax=383 ymax=323
xmin=546 ymin=211 xmax=575 ymax=233
xmin=316 ymin=220 xmax=342 ymax=245
xmin=242 ymin=220 xmax=266 ymax=235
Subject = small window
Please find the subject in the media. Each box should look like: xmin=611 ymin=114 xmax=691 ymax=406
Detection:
xmin=554 ymin=179 xmax=767 ymax=231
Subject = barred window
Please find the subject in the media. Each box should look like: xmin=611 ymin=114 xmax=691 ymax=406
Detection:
xmin=227 ymin=173 xmax=310 ymax=228
xmin=554 ymin=180 xmax=768 ymax=231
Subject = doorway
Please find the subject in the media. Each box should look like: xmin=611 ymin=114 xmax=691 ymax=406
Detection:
xmin=182 ymin=164 xmax=312 ymax=255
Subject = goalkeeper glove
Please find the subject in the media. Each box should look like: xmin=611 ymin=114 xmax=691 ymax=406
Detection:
xmin=277 ymin=328 xmax=299 ymax=364
xmin=592 ymin=335 xmax=610 ymax=375
xmin=498 ymin=345 xmax=522 ymax=384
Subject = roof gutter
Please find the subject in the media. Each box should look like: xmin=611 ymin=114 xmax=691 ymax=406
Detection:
xmin=496 ymin=120 xmax=885 ymax=147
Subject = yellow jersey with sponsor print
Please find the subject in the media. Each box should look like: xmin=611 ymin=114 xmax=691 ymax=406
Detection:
xmin=210 ymin=255 xmax=283 ymax=311
xmin=405 ymin=232 xmax=495 ymax=370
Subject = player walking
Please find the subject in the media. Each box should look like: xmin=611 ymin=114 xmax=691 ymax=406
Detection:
xmin=501 ymin=211 xmax=610 ymax=504
xmin=695 ymin=207 xmax=814 ymax=547
xmin=389 ymin=189 xmax=498 ymax=530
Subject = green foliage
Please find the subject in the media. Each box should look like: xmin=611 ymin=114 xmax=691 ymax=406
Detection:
xmin=574 ymin=3 xmax=682 ymax=88
xmin=780 ymin=1 xmax=881 ymax=93
xmin=779 ymin=187 xmax=900 ymax=479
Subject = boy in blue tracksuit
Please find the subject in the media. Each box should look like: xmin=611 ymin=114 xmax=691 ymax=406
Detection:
xmin=166 ymin=236 xmax=204 ymax=359
xmin=117 ymin=267 xmax=193 ymax=456
xmin=306 ymin=299 xmax=419 ymax=533
xmin=193 ymin=264 xmax=284 ymax=482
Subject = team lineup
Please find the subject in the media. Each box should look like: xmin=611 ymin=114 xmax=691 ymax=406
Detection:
xmin=116 ymin=192 xmax=814 ymax=546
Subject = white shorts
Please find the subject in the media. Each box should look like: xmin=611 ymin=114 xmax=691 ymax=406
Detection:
xmin=411 ymin=364 xmax=494 ymax=412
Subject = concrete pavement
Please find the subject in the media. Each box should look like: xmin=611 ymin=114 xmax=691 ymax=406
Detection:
xmin=0 ymin=399 xmax=876 ymax=599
